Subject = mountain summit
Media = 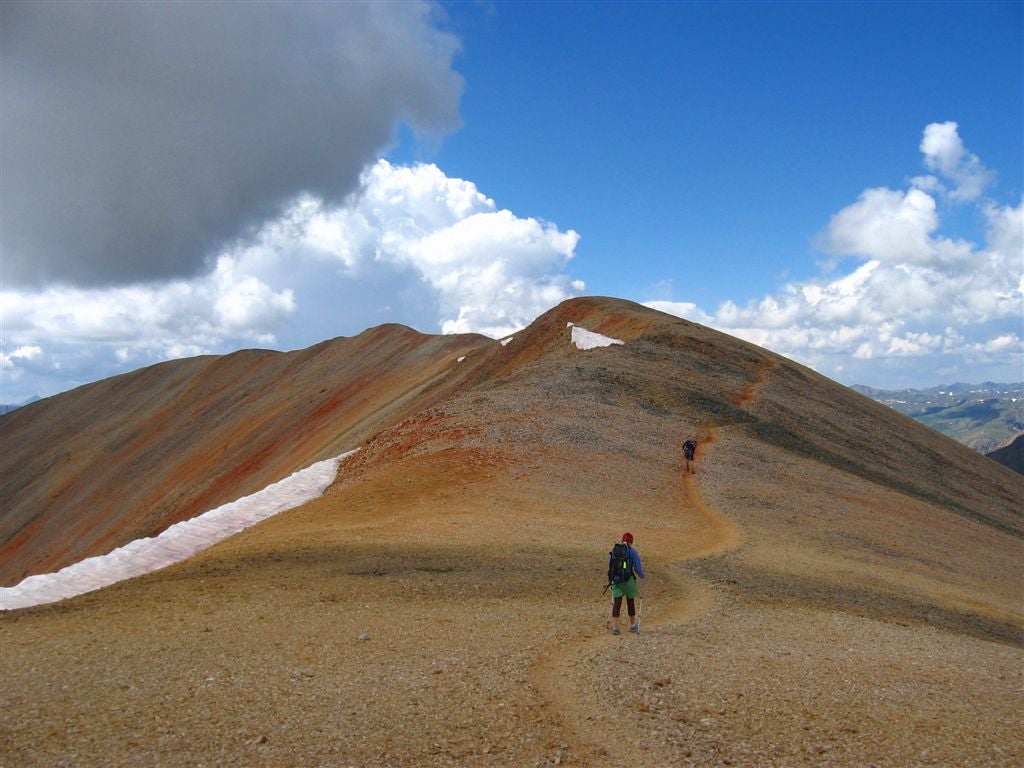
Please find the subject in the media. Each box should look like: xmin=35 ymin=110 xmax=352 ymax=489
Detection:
xmin=2 ymin=296 xmax=1021 ymax=766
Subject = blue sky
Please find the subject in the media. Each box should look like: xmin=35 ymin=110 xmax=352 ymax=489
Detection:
xmin=423 ymin=1 xmax=1021 ymax=305
xmin=2 ymin=0 xmax=1021 ymax=403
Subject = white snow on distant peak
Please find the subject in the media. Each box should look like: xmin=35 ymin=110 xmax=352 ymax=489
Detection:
xmin=0 ymin=451 xmax=356 ymax=611
xmin=457 ymin=355 xmax=467 ymax=362
xmin=500 ymin=336 xmax=514 ymax=347
xmin=570 ymin=324 xmax=625 ymax=351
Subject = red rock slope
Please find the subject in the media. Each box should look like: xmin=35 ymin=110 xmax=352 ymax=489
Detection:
xmin=0 ymin=325 xmax=497 ymax=585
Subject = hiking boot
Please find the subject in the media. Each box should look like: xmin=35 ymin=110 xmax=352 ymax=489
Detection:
xmin=611 ymin=627 xmax=621 ymax=635
xmin=629 ymin=624 xmax=640 ymax=633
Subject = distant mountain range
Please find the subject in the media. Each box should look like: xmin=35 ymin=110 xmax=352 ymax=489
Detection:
xmin=852 ymin=382 xmax=1024 ymax=454
xmin=0 ymin=396 xmax=40 ymax=415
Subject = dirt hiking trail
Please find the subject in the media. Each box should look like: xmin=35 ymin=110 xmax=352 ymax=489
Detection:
xmin=533 ymin=431 xmax=741 ymax=764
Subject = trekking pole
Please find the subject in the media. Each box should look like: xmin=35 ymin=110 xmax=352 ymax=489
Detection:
xmin=636 ymin=585 xmax=643 ymax=631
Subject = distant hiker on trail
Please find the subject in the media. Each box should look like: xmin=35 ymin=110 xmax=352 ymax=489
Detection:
xmin=682 ymin=439 xmax=698 ymax=474
xmin=606 ymin=532 xmax=645 ymax=635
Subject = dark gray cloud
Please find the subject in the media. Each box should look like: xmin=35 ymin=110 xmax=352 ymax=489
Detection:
xmin=0 ymin=1 xmax=462 ymax=287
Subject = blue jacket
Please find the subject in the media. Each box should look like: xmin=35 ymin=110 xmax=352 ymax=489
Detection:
xmin=627 ymin=545 xmax=645 ymax=579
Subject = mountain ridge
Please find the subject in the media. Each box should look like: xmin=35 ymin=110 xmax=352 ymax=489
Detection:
xmin=2 ymin=296 xmax=1021 ymax=766
xmin=4 ymin=296 xmax=1020 ymax=585
xmin=0 ymin=324 xmax=495 ymax=584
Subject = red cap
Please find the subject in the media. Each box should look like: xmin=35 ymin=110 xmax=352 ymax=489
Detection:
xmin=621 ymin=532 xmax=634 ymax=544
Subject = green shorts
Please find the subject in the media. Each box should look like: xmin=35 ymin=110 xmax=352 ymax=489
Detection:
xmin=610 ymin=576 xmax=638 ymax=599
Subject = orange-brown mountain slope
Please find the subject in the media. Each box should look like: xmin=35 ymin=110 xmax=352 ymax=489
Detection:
xmin=0 ymin=324 xmax=496 ymax=584
xmin=1 ymin=296 xmax=1021 ymax=767
xmin=329 ymin=296 xmax=1022 ymax=643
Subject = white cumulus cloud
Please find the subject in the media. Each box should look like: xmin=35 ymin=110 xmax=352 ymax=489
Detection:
xmin=242 ymin=160 xmax=583 ymax=340
xmin=647 ymin=123 xmax=1022 ymax=387
xmin=816 ymin=188 xmax=939 ymax=265
xmin=919 ymin=121 xmax=996 ymax=202
xmin=0 ymin=346 xmax=43 ymax=384
xmin=1 ymin=161 xmax=583 ymax=401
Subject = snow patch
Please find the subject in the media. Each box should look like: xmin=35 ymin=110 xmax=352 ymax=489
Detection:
xmin=570 ymin=324 xmax=625 ymax=351
xmin=0 ymin=451 xmax=356 ymax=611
xmin=457 ymin=355 xmax=466 ymax=362
xmin=500 ymin=336 xmax=514 ymax=347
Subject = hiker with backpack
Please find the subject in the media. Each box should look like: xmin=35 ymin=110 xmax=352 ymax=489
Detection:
xmin=607 ymin=532 xmax=645 ymax=635
xmin=682 ymin=438 xmax=698 ymax=474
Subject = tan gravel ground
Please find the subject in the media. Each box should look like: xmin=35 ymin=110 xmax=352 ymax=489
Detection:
xmin=547 ymin=590 xmax=1023 ymax=767
xmin=2 ymin=453 xmax=1019 ymax=768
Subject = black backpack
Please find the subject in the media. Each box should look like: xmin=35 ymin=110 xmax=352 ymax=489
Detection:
xmin=608 ymin=542 xmax=634 ymax=584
